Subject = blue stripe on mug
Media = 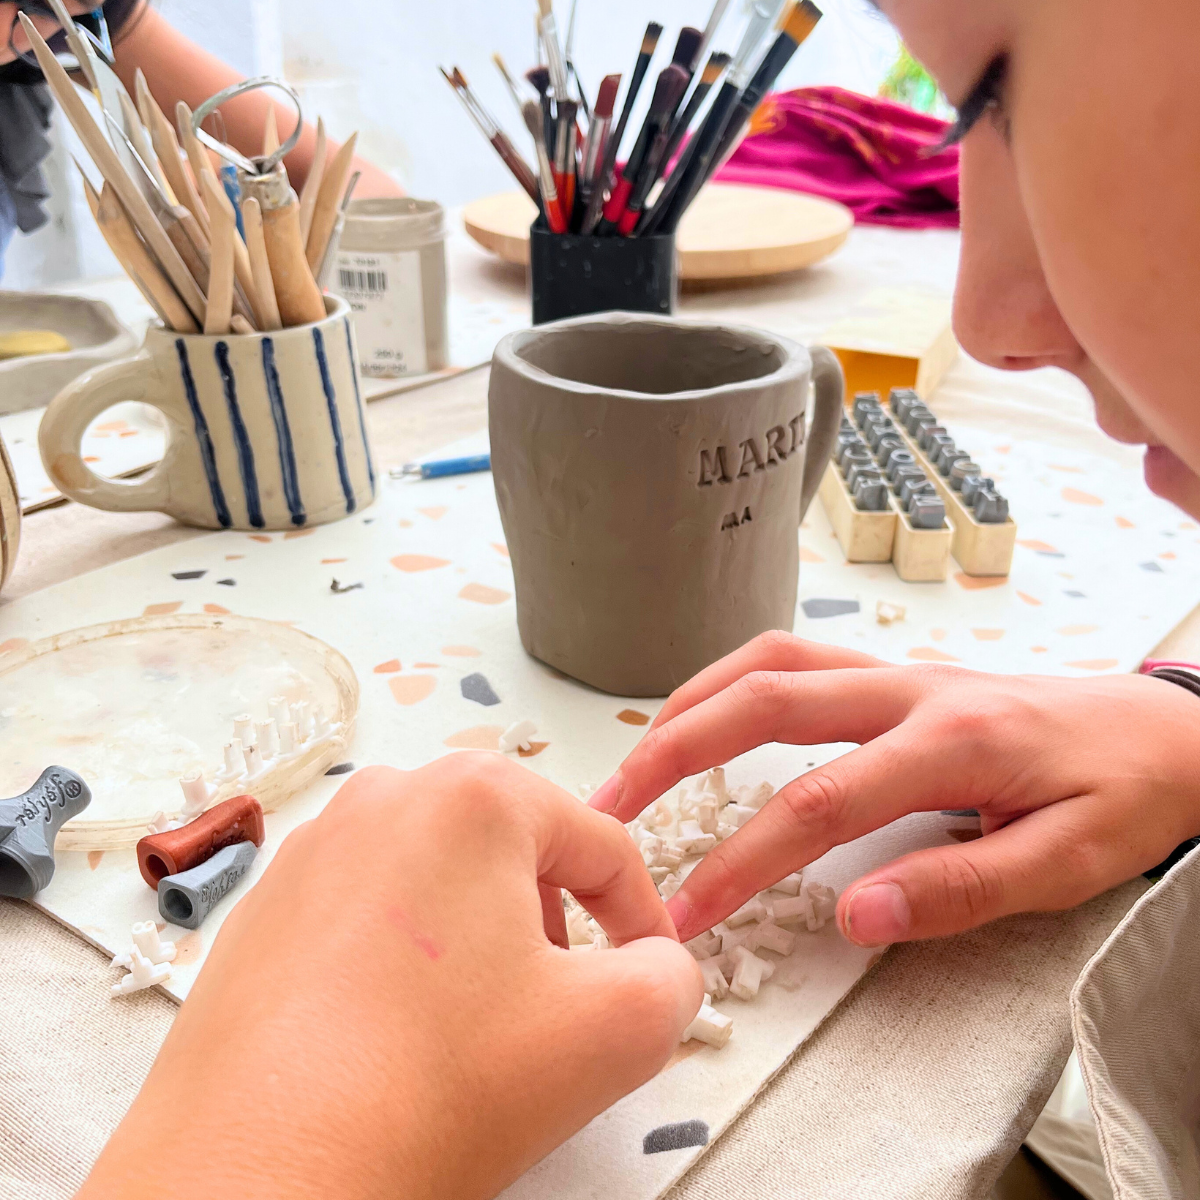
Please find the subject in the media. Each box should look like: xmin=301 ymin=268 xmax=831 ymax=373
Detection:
xmin=261 ymin=337 xmax=306 ymax=527
xmin=175 ymin=338 xmax=232 ymax=529
xmin=344 ymin=317 xmax=375 ymax=496
xmin=215 ymin=341 xmax=265 ymax=529
xmin=313 ymin=326 xmax=356 ymax=514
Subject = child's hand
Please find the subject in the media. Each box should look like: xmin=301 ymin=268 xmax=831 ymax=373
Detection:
xmin=589 ymin=631 xmax=1200 ymax=946
xmin=80 ymin=756 xmax=701 ymax=1200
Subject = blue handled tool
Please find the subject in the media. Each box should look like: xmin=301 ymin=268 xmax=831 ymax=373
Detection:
xmin=394 ymin=453 xmax=491 ymax=480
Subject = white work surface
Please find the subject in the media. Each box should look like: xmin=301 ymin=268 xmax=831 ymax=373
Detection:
xmin=0 ymin=213 xmax=1184 ymax=1200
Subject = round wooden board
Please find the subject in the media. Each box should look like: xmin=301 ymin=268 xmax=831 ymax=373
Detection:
xmin=462 ymin=183 xmax=854 ymax=281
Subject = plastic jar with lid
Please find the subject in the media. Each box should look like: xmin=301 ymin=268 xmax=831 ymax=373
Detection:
xmin=333 ymin=197 xmax=448 ymax=378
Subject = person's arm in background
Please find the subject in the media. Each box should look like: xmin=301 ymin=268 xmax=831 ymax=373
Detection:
xmin=109 ymin=2 xmax=402 ymax=198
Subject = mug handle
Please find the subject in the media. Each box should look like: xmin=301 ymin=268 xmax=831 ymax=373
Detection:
xmin=799 ymin=345 xmax=845 ymax=520
xmin=37 ymin=351 xmax=173 ymax=513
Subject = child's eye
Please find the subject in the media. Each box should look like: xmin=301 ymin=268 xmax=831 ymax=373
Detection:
xmin=941 ymin=55 xmax=1009 ymax=146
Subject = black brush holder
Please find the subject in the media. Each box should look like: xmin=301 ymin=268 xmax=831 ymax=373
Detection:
xmin=529 ymin=222 xmax=677 ymax=325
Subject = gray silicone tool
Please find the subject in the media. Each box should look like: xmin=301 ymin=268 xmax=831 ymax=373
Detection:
xmin=157 ymin=840 xmax=257 ymax=929
xmin=0 ymin=767 xmax=91 ymax=899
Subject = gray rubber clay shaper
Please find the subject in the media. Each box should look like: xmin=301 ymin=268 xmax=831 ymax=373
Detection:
xmin=0 ymin=767 xmax=91 ymax=899
xmin=158 ymin=840 xmax=257 ymax=929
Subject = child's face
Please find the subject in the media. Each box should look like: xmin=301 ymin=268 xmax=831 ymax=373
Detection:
xmin=882 ymin=0 xmax=1200 ymax=517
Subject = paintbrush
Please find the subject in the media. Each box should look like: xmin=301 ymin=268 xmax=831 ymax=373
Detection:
xmin=20 ymin=16 xmax=208 ymax=325
xmin=639 ymin=0 xmax=777 ymax=236
xmin=493 ymin=53 xmax=528 ymax=119
xmin=298 ymin=116 xmax=326 ymax=244
xmin=707 ymin=0 xmax=822 ymax=173
xmin=525 ymin=65 xmax=554 ymax=156
xmin=522 ymin=99 xmax=566 ymax=233
xmin=660 ymin=51 xmax=731 ymax=174
xmin=596 ymin=64 xmax=688 ymax=236
xmin=562 ymin=0 xmax=589 ymax=122
xmin=537 ymin=0 xmax=569 ymax=101
xmin=693 ymin=0 xmax=734 ymax=75
xmin=79 ymin=169 xmax=197 ymax=332
xmin=553 ymin=98 xmax=578 ymax=219
xmin=581 ymin=20 xmax=663 ymax=234
xmin=442 ymin=67 xmax=541 ymax=205
xmin=578 ymin=73 xmax=621 ymax=228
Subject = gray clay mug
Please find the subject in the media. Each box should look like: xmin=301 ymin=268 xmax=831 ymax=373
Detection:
xmin=38 ymin=297 xmax=375 ymax=531
xmin=489 ymin=312 xmax=844 ymax=697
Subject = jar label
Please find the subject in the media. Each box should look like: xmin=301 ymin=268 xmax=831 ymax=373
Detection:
xmin=335 ymin=249 xmax=428 ymax=377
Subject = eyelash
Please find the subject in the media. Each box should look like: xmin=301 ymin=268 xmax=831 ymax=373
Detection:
xmin=941 ymin=55 xmax=1009 ymax=146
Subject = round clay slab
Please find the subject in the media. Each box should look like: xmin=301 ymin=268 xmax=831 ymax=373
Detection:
xmin=462 ymin=183 xmax=854 ymax=281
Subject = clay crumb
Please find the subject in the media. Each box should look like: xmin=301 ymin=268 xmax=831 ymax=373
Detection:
xmin=876 ymin=600 xmax=906 ymax=626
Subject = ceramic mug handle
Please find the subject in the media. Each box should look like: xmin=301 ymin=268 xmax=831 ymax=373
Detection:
xmin=799 ymin=345 xmax=845 ymax=520
xmin=38 ymin=351 xmax=172 ymax=513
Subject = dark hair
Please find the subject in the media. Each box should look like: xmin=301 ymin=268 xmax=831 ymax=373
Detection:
xmin=1 ymin=0 xmax=146 ymax=85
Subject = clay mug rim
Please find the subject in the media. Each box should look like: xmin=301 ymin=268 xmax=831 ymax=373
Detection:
xmin=493 ymin=311 xmax=813 ymax=404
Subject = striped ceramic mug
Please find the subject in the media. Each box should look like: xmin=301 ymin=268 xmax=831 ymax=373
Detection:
xmin=38 ymin=297 xmax=376 ymax=531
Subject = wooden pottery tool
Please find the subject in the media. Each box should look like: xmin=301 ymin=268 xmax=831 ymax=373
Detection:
xmin=298 ymin=115 xmax=326 ymax=243
xmin=141 ymin=81 xmax=210 ymax=239
xmin=20 ymin=16 xmax=207 ymax=325
xmin=240 ymin=197 xmax=283 ymax=331
xmin=241 ymin=162 xmax=326 ymax=327
xmin=200 ymin=172 xmax=236 ymax=334
xmin=0 ymin=429 xmax=19 ymax=593
xmin=305 ymin=132 xmax=358 ymax=272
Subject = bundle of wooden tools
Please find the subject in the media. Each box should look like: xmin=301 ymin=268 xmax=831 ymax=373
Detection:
xmin=21 ymin=8 xmax=359 ymax=336
xmin=441 ymin=0 xmax=821 ymax=238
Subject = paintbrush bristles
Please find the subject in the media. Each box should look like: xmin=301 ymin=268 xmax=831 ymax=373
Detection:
xmin=783 ymin=0 xmax=823 ymax=42
xmin=650 ymin=64 xmax=690 ymax=113
xmin=595 ymin=74 xmax=621 ymax=119
xmin=522 ymin=99 xmax=547 ymax=146
xmin=700 ymin=52 xmax=731 ymax=84
xmin=642 ymin=22 xmax=664 ymax=54
xmin=672 ymin=27 xmax=703 ymax=70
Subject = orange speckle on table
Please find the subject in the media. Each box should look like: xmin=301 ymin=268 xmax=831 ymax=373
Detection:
xmin=414 ymin=661 xmax=440 ymax=669
xmin=1048 ymin=464 xmax=1084 ymax=474
xmin=441 ymin=645 xmax=481 ymax=657
xmin=225 ymin=554 xmax=244 ymax=560
xmin=118 ymin=430 xmax=137 ymax=438
xmin=373 ymin=659 xmax=401 ymax=674
xmin=444 ymin=724 xmax=503 ymax=750
xmin=87 ymin=851 xmax=103 ymax=870
xmin=491 ymin=542 xmax=510 ymax=558
xmin=0 ymin=637 xmax=30 ymax=655
xmin=1057 ymin=624 xmax=1099 ymax=636
xmin=1182 ymin=521 xmax=1197 ymax=531
xmin=799 ymin=546 xmax=824 ymax=564
xmin=1062 ymin=487 xmax=1103 ymax=506
xmin=1161 ymin=552 xmax=1177 ymax=560
xmin=173 ymin=931 xmax=203 ymax=965
xmin=1031 ymin=646 xmax=1048 ymax=653
xmin=1115 ymin=517 xmax=1135 ymax=529
xmin=995 ymin=445 xmax=1011 ymax=454
xmin=1017 ymin=591 xmax=1042 ymax=606
xmin=1017 ymin=539 xmax=1059 ymax=553
xmin=248 ymin=534 xmax=271 ymax=543
xmin=203 ymin=603 xmax=230 ymax=615
xmin=1067 ymin=659 xmax=1120 ymax=671
xmin=907 ymin=647 xmax=961 ymax=663
xmin=617 ymin=709 xmax=651 ymax=726
xmin=94 ymin=420 xmax=128 ymax=432
xmin=143 ymin=601 xmax=182 ymax=616
xmin=389 ymin=675 xmax=437 ymax=705
xmin=398 ymin=519 xmax=414 ymax=528
xmin=955 ymin=573 xmax=1008 ymax=590
xmin=971 ymin=629 xmax=1005 ymax=641
xmin=459 ymin=583 xmax=511 ymax=605
xmin=321 ymin=558 xmax=347 ymax=564
xmin=930 ymin=628 xmax=947 ymax=641
xmin=418 ymin=506 xmax=448 ymax=520
xmin=517 ymin=741 xmax=549 ymax=758
xmin=83 ymin=455 xmax=100 ymax=463
xmin=284 ymin=528 xmax=315 ymax=539
xmin=391 ymin=554 xmax=451 ymax=572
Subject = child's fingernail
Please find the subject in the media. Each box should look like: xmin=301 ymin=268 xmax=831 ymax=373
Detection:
xmin=843 ymin=883 xmax=910 ymax=946
xmin=665 ymin=892 xmax=692 ymax=936
xmin=589 ymin=775 xmax=621 ymax=814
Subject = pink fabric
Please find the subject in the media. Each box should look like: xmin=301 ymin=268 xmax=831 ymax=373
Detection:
xmin=714 ymin=86 xmax=960 ymax=229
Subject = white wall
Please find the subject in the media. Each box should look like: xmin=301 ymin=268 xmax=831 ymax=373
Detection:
xmin=3 ymin=0 xmax=898 ymax=288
